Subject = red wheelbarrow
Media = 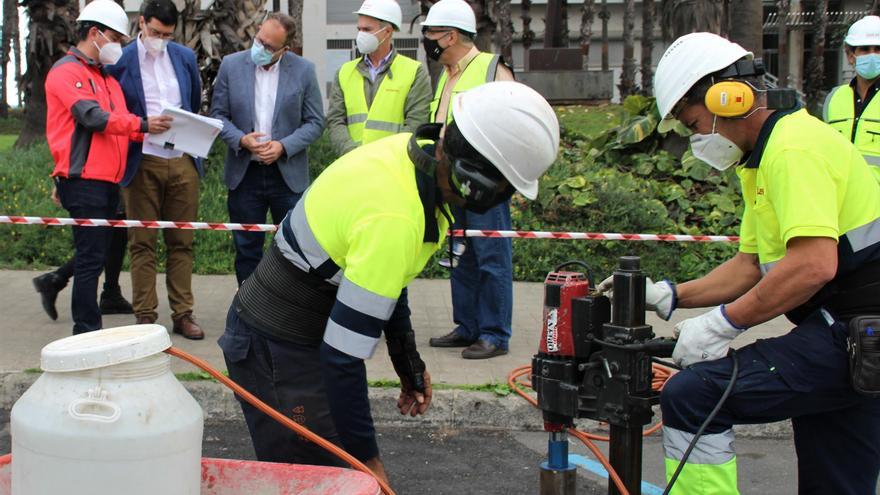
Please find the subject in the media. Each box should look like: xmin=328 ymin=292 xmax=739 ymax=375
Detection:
xmin=0 ymin=454 xmax=380 ymax=495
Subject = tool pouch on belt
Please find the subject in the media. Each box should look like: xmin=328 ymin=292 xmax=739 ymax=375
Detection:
xmin=848 ymin=316 xmax=880 ymax=397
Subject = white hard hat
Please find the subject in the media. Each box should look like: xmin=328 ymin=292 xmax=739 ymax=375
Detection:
xmin=421 ymin=0 xmax=477 ymax=34
xmin=845 ymin=16 xmax=880 ymax=47
xmin=77 ymin=0 xmax=130 ymax=37
xmin=451 ymin=81 xmax=560 ymax=200
xmin=354 ymin=0 xmax=403 ymax=30
xmin=653 ymin=32 xmax=752 ymax=120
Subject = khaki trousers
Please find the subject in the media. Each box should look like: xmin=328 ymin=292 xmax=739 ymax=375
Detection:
xmin=123 ymin=155 xmax=199 ymax=320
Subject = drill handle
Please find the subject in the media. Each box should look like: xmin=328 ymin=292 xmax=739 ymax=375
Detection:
xmin=642 ymin=337 xmax=678 ymax=358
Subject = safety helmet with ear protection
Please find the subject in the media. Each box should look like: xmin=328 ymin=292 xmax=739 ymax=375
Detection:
xmin=654 ymin=32 xmax=752 ymax=121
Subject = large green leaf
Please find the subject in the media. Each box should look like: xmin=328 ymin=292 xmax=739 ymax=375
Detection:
xmin=617 ymin=114 xmax=660 ymax=145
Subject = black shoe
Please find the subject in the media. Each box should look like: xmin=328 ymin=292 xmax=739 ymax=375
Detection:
xmin=428 ymin=330 xmax=476 ymax=348
xmin=461 ymin=339 xmax=509 ymax=360
xmin=33 ymin=272 xmax=67 ymax=321
xmin=100 ymin=287 xmax=134 ymax=315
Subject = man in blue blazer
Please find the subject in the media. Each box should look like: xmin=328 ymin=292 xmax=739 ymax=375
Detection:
xmin=106 ymin=0 xmax=205 ymax=339
xmin=210 ymin=13 xmax=325 ymax=285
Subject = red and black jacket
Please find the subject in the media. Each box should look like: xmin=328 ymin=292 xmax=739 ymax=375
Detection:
xmin=45 ymin=47 xmax=147 ymax=183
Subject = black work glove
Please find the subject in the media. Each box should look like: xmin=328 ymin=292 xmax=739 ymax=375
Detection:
xmin=386 ymin=330 xmax=426 ymax=393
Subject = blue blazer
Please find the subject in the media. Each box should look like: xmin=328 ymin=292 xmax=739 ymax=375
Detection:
xmin=209 ymin=50 xmax=325 ymax=193
xmin=107 ymin=41 xmax=204 ymax=187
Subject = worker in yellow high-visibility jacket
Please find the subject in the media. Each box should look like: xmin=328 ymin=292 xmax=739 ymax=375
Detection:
xmin=325 ymin=0 xmax=432 ymax=157
xmin=601 ymin=32 xmax=880 ymax=495
xmin=218 ymin=81 xmax=560 ymax=486
xmin=824 ymin=15 xmax=880 ymax=181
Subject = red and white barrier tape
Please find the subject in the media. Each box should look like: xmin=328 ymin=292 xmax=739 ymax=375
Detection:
xmin=0 ymin=215 xmax=740 ymax=243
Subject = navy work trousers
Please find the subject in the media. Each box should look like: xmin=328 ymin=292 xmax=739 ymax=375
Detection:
xmin=661 ymin=309 xmax=880 ymax=494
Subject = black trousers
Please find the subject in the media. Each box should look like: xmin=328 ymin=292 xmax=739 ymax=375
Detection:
xmin=219 ymin=305 xmax=347 ymax=467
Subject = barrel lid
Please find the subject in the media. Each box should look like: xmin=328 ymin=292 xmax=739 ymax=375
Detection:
xmin=41 ymin=325 xmax=172 ymax=372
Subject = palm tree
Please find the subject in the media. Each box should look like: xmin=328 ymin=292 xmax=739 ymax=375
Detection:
xmin=776 ymin=0 xmax=790 ymax=87
xmin=580 ymin=0 xmax=595 ymax=69
xmin=1 ymin=0 xmax=17 ymax=118
xmin=288 ymin=0 xmax=302 ymax=54
xmin=661 ymin=0 xmax=725 ymax=41
xmin=16 ymin=0 xmax=78 ymax=148
xmin=494 ymin=0 xmax=514 ymax=62
xmin=620 ymin=0 xmax=637 ymax=96
xmin=804 ymin=0 xmax=828 ymax=112
xmin=522 ymin=0 xmax=535 ymax=51
xmin=179 ymin=0 xmax=266 ymax=109
xmin=641 ymin=0 xmax=656 ymax=94
xmin=727 ymin=0 xmax=762 ymax=54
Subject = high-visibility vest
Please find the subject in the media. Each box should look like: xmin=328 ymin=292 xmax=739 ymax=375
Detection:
xmin=338 ymin=53 xmax=421 ymax=146
xmin=823 ymin=84 xmax=880 ymax=175
xmin=430 ymin=52 xmax=501 ymax=123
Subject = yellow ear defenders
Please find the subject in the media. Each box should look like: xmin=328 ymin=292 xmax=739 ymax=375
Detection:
xmin=702 ymin=58 xmax=798 ymax=118
xmin=705 ymin=81 xmax=756 ymax=118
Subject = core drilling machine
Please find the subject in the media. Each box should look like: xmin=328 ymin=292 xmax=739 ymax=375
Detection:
xmin=532 ymin=256 xmax=678 ymax=495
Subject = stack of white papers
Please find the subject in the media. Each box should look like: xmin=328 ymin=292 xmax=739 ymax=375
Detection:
xmin=146 ymin=107 xmax=225 ymax=159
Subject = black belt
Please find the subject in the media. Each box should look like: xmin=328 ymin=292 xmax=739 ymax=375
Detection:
xmin=235 ymin=243 xmax=338 ymax=345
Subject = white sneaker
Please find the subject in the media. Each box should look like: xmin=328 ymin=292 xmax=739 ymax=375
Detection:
xmin=438 ymin=241 xmax=466 ymax=268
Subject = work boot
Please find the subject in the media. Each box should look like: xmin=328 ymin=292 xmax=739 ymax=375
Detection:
xmin=461 ymin=339 xmax=508 ymax=360
xmin=32 ymin=272 xmax=68 ymax=321
xmin=173 ymin=313 xmax=205 ymax=340
xmin=99 ymin=286 xmax=134 ymax=315
xmin=429 ymin=330 xmax=476 ymax=348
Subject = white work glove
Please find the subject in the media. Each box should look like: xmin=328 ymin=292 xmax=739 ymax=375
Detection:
xmin=672 ymin=305 xmax=746 ymax=368
xmin=595 ymin=276 xmax=677 ymax=320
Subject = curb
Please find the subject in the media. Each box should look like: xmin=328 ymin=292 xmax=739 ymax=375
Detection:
xmin=0 ymin=372 xmax=793 ymax=438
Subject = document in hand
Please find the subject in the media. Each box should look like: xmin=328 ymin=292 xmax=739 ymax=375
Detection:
xmin=146 ymin=107 xmax=225 ymax=158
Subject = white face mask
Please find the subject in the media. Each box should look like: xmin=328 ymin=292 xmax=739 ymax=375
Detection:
xmin=356 ymin=29 xmax=385 ymax=55
xmin=143 ymin=35 xmax=168 ymax=55
xmin=688 ymin=116 xmax=743 ymax=171
xmin=94 ymin=30 xmax=123 ymax=65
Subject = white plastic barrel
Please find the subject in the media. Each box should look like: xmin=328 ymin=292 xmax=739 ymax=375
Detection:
xmin=10 ymin=325 xmax=204 ymax=495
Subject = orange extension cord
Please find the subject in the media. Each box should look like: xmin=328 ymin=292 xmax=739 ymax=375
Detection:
xmin=165 ymin=347 xmax=396 ymax=495
xmin=507 ymin=363 xmax=676 ymax=495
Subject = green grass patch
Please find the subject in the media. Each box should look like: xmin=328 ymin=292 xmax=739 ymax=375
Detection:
xmin=0 ymin=135 xmax=16 ymax=151
xmin=556 ymin=104 xmax=622 ymax=138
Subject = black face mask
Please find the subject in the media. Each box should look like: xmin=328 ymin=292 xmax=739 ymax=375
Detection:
xmin=422 ymin=34 xmax=449 ymax=61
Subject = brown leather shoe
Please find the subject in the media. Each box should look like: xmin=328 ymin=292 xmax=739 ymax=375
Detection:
xmin=428 ymin=330 xmax=476 ymax=348
xmin=172 ymin=313 xmax=205 ymax=340
xmin=461 ymin=339 xmax=508 ymax=360
xmin=136 ymin=315 xmax=157 ymax=325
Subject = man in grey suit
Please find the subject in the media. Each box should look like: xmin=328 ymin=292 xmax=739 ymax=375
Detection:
xmin=211 ymin=13 xmax=325 ymax=285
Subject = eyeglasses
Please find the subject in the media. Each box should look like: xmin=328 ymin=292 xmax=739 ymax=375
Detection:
xmin=421 ymin=28 xmax=453 ymax=37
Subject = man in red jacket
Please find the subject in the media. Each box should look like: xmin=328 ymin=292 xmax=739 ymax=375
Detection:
xmin=46 ymin=0 xmax=171 ymax=334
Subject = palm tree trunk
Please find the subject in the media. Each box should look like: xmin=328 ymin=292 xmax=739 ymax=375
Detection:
xmin=776 ymin=0 xmax=790 ymax=87
xmin=641 ymin=0 xmax=656 ymax=94
xmin=1 ymin=0 xmax=14 ymax=118
xmin=494 ymin=0 xmax=513 ymax=62
xmin=561 ymin=0 xmax=569 ymax=47
xmin=728 ymin=0 xmax=762 ymax=54
xmin=16 ymin=0 xmax=78 ymax=148
xmin=12 ymin=0 xmax=20 ymax=108
xmin=804 ymin=0 xmax=828 ymax=113
xmin=580 ymin=0 xmax=595 ymax=69
xmin=619 ymin=0 xmax=636 ymax=97
xmin=466 ymin=1 xmax=495 ymax=52
xmin=600 ymin=0 xmax=609 ymax=71
xmin=521 ymin=0 xmax=534 ymax=51
xmin=288 ymin=0 xmax=303 ymax=54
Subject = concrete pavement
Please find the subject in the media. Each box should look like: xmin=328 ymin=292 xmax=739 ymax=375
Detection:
xmin=0 ymin=269 xmax=793 ymax=385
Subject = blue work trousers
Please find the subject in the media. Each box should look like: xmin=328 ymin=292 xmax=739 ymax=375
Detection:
xmin=56 ymin=177 xmax=119 ymax=334
xmin=450 ymin=201 xmax=513 ymax=349
xmin=227 ymin=162 xmax=301 ymax=285
xmin=661 ymin=309 xmax=880 ymax=494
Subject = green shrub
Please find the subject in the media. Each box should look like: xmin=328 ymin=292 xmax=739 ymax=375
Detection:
xmin=0 ymin=105 xmax=742 ymax=283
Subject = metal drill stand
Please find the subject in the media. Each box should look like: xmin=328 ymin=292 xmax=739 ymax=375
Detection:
xmin=532 ymin=256 xmax=676 ymax=495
